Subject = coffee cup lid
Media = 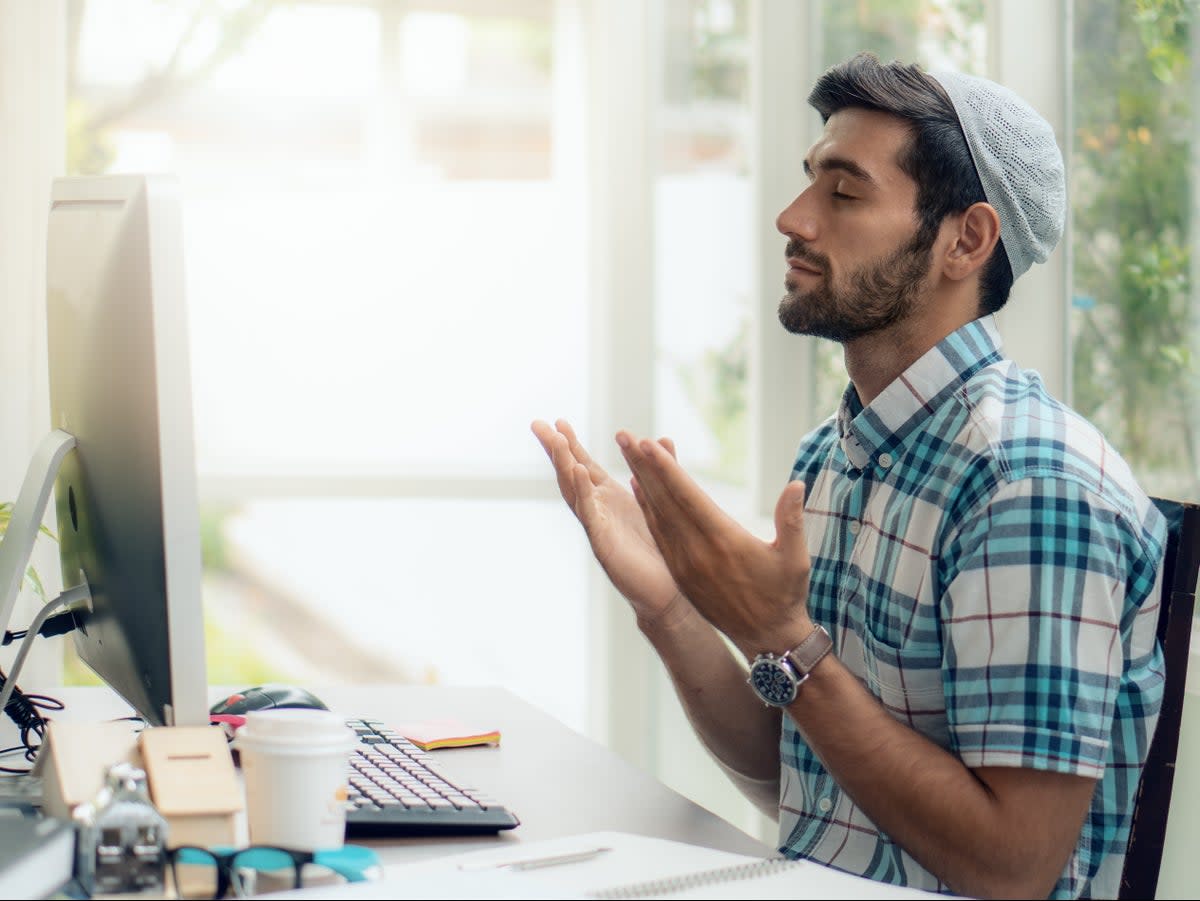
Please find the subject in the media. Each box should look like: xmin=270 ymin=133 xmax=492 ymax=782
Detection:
xmin=234 ymin=708 xmax=355 ymax=751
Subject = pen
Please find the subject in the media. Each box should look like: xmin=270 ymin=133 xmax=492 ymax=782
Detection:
xmin=458 ymin=846 xmax=613 ymax=872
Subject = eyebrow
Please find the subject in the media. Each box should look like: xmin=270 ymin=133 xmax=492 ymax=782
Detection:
xmin=803 ymin=155 xmax=879 ymax=187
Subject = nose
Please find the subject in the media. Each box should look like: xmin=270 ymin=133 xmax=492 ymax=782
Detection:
xmin=776 ymin=187 xmax=818 ymax=242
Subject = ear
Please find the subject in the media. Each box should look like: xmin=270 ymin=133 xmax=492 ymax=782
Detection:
xmin=942 ymin=202 xmax=1001 ymax=281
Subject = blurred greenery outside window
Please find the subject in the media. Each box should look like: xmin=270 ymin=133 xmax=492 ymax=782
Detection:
xmin=1071 ymin=0 xmax=1199 ymax=502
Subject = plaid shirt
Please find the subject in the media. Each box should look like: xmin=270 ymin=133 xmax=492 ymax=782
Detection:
xmin=778 ymin=315 xmax=1167 ymax=899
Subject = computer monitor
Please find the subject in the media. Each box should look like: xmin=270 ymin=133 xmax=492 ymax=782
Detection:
xmin=41 ymin=173 xmax=208 ymax=728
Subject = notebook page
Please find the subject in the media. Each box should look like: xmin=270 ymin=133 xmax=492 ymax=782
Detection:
xmin=256 ymin=830 xmax=958 ymax=900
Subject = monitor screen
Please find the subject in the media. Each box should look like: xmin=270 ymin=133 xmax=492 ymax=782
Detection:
xmin=45 ymin=173 xmax=208 ymax=727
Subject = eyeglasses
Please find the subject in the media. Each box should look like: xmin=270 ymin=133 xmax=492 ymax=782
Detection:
xmin=169 ymin=844 xmax=381 ymax=899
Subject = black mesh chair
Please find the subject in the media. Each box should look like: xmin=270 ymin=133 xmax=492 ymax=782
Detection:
xmin=1119 ymin=497 xmax=1200 ymax=900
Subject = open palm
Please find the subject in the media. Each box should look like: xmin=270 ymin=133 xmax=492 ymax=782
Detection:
xmin=532 ymin=419 xmax=680 ymax=619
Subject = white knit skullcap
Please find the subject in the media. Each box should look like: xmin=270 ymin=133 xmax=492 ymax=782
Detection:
xmin=929 ymin=69 xmax=1066 ymax=280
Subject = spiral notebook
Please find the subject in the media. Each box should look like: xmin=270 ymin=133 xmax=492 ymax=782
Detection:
xmin=589 ymin=855 xmax=824 ymax=899
xmin=254 ymin=830 xmax=956 ymax=899
xmin=572 ymin=834 xmax=952 ymax=900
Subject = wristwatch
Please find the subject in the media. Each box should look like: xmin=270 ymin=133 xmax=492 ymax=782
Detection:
xmin=747 ymin=625 xmax=833 ymax=707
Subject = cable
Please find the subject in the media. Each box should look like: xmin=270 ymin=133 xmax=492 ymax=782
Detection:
xmin=0 ymin=583 xmax=89 ymax=717
xmin=0 ymin=583 xmax=89 ymax=772
xmin=2 ymin=610 xmax=79 ymax=646
xmin=0 ymin=677 xmax=64 ymax=773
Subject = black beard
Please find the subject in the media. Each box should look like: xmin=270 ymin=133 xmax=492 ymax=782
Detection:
xmin=777 ymin=229 xmax=935 ymax=343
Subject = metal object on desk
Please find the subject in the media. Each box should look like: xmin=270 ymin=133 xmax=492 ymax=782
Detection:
xmin=0 ymin=773 xmax=43 ymax=805
xmin=74 ymin=761 xmax=169 ymax=895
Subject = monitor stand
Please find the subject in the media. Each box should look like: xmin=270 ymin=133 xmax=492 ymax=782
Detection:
xmin=0 ymin=429 xmax=77 ymax=639
xmin=0 ymin=429 xmax=86 ymax=809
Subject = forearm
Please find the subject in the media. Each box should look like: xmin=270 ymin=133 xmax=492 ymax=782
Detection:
xmin=790 ymin=651 xmax=1089 ymax=899
xmin=638 ymin=598 xmax=782 ymax=814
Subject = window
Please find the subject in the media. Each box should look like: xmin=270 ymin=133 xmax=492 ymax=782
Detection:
xmin=1069 ymin=0 xmax=1198 ymax=501
xmin=66 ymin=0 xmax=591 ymax=731
xmin=655 ymin=0 xmax=752 ymax=486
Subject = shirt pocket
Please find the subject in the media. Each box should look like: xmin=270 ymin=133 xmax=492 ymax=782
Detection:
xmin=858 ymin=624 xmax=951 ymax=749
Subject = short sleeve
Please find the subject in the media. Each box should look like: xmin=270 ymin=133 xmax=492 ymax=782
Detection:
xmin=937 ymin=477 xmax=1163 ymax=778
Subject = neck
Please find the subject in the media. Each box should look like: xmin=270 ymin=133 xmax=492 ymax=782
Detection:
xmin=842 ymin=283 xmax=980 ymax=407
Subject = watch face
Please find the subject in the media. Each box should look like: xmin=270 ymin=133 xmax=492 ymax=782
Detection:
xmin=749 ymin=658 xmax=797 ymax=706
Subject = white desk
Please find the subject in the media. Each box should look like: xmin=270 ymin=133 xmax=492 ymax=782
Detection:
xmin=2 ymin=683 xmax=773 ymax=871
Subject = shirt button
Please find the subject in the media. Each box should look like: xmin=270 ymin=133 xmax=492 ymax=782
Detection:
xmin=817 ymin=797 xmax=833 ymax=813
xmin=848 ymin=521 xmax=861 ymax=536
xmin=878 ymin=452 xmax=893 ymax=468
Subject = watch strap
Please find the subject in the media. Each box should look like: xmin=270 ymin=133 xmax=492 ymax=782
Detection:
xmin=784 ymin=624 xmax=833 ymax=677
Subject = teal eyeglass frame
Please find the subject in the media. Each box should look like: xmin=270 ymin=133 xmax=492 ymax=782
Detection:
xmin=170 ymin=843 xmax=380 ymax=898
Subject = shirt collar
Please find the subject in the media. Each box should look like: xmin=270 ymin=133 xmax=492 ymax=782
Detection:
xmin=837 ymin=315 xmax=1005 ymax=472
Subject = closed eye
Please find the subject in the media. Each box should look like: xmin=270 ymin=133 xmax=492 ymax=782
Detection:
xmin=832 ymin=191 xmax=856 ymax=201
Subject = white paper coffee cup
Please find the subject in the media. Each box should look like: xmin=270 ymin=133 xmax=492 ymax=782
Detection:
xmin=234 ymin=708 xmax=356 ymax=851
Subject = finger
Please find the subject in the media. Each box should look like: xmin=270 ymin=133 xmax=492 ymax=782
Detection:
xmin=621 ymin=435 xmax=727 ymax=578
xmin=532 ymin=421 xmax=579 ymax=506
xmin=773 ymin=480 xmax=808 ymax=560
xmin=531 ymin=419 xmax=559 ymax=460
xmin=570 ymin=461 xmax=599 ymax=528
xmin=617 ymin=431 xmax=666 ymax=520
xmin=658 ymin=436 xmax=677 ymax=460
xmin=556 ymin=419 xmax=609 ymax=486
xmin=618 ymin=432 xmax=686 ymax=537
xmin=619 ymin=431 xmax=728 ymax=536
xmin=627 ymin=472 xmax=667 ymax=551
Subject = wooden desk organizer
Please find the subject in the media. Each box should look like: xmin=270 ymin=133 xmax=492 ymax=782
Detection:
xmin=34 ymin=720 xmax=144 ymax=820
xmin=139 ymin=726 xmax=243 ymax=848
xmin=34 ymin=721 xmax=243 ymax=848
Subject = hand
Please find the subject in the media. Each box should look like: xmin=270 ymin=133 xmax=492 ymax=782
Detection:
xmin=616 ymin=430 xmax=813 ymax=653
xmin=531 ymin=419 xmax=685 ymax=624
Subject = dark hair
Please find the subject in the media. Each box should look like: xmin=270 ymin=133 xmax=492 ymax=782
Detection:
xmin=807 ymin=51 xmax=1013 ymax=314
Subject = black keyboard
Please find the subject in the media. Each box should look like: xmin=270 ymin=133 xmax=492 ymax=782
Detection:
xmin=343 ymin=718 xmax=520 ymax=836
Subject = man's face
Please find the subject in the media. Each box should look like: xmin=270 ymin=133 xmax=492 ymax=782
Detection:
xmin=775 ymin=108 xmax=935 ymax=342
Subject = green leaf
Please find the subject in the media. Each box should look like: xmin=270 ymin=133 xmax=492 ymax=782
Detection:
xmin=24 ymin=566 xmax=47 ymax=603
xmin=0 ymin=498 xmax=60 ymax=603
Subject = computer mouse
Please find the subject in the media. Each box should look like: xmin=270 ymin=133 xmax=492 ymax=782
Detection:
xmin=209 ymin=683 xmax=329 ymax=716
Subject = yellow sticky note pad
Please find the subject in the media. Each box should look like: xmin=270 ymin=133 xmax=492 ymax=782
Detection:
xmin=394 ymin=718 xmax=501 ymax=751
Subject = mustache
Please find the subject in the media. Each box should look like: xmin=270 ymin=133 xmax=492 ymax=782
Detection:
xmin=785 ymin=240 xmax=830 ymax=273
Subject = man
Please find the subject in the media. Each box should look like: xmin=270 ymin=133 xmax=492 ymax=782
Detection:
xmin=532 ymin=52 xmax=1166 ymax=900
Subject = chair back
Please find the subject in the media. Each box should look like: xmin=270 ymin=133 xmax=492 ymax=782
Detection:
xmin=1119 ymin=497 xmax=1200 ymax=900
